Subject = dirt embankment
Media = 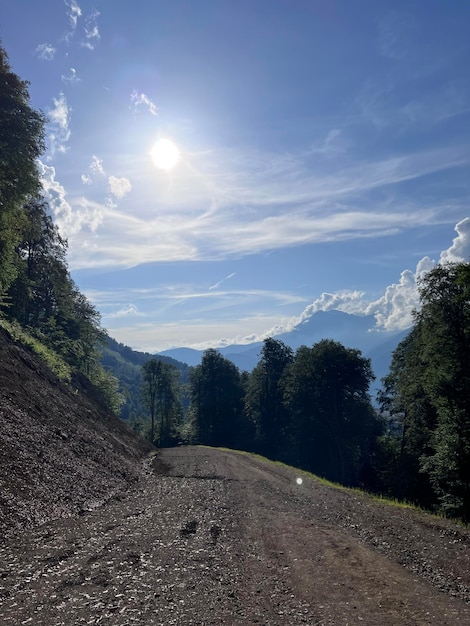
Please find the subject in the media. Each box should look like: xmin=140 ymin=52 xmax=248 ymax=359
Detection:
xmin=0 ymin=327 xmax=153 ymax=538
xmin=1 ymin=328 xmax=469 ymax=625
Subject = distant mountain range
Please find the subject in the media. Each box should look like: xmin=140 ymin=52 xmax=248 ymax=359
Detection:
xmin=158 ymin=310 xmax=410 ymax=397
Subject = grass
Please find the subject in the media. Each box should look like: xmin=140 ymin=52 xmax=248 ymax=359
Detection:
xmin=0 ymin=318 xmax=72 ymax=382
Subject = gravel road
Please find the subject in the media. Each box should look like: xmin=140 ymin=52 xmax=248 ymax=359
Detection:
xmin=1 ymin=446 xmax=469 ymax=625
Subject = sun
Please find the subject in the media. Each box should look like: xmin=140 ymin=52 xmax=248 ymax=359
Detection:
xmin=150 ymin=138 xmax=180 ymax=170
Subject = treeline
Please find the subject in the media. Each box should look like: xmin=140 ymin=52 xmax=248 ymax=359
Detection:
xmin=138 ymin=261 xmax=470 ymax=522
xmin=378 ymin=262 xmax=470 ymax=521
xmin=0 ymin=43 xmax=121 ymax=411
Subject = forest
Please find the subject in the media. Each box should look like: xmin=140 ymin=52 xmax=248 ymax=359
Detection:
xmin=1 ymin=40 xmax=469 ymax=523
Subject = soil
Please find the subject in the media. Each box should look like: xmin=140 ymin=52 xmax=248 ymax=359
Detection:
xmin=1 ymin=328 xmax=469 ymax=625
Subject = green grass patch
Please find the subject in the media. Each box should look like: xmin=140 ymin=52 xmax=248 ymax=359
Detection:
xmin=0 ymin=319 xmax=72 ymax=382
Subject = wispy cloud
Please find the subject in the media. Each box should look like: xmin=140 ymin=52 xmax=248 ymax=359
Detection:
xmin=209 ymin=272 xmax=236 ymax=290
xmin=86 ymin=282 xmax=304 ymax=351
xmin=47 ymin=93 xmax=71 ymax=156
xmin=84 ymin=216 xmax=470 ymax=352
xmin=82 ymin=9 xmax=100 ymax=49
xmin=107 ymin=304 xmax=143 ymax=319
xmin=64 ymin=141 xmax=468 ymax=270
xmin=61 ymin=67 xmax=80 ymax=85
xmin=90 ymin=155 xmax=105 ymax=176
xmin=80 ymin=156 xmax=105 ymax=186
xmin=130 ymin=90 xmax=158 ymax=116
xmin=64 ymin=0 xmax=82 ymax=35
xmin=377 ymin=11 xmax=416 ymax=61
xmin=35 ymin=43 xmax=56 ymax=61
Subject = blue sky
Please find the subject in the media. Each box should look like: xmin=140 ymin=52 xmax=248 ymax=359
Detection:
xmin=1 ymin=1 xmax=470 ymax=352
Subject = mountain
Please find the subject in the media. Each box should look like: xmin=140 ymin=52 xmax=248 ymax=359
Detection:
xmin=158 ymin=310 xmax=410 ymax=394
xmin=158 ymin=310 xmax=407 ymax=368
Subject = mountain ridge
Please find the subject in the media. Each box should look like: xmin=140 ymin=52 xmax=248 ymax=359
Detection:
xmin=157 ymin=310 xmax=410 ymax=389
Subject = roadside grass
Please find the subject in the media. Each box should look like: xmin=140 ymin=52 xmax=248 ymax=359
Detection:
xmin=0 ymin=318 xmax=72 ymax=382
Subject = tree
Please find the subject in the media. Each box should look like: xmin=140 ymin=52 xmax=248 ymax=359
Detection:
xmin=283 ymin=340 xmax=377 ymax=485
xmin=416 ymin=263 xmax=470 ymax=519
xmin=9 ymin=197 xmax=67 ymax=326
xmin=380 ymin=262 xmax=470 ymax=520
xmin=189 ymin=349 xmax=245 ymax=447
xmin=141 ymin=359 xmax=181 ymax=445
xmin=378 ymin=328 xmax=437 ymax=505
xmin=0 ymin=43 xmax=46 ymax=295
xmin=245 ymin=338 xmax=293 ymax=458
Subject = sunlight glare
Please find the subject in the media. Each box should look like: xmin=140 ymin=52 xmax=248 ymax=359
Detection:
xmin=150 ymin=138 xmax=180 ymax=170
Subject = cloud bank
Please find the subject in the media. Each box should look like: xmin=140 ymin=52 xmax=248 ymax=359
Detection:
xmin=263 ymin=218 xmax=470 ymax=340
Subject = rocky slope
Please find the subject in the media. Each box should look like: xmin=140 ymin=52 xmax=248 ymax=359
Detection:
xmin=0 ymin=327 xmax=153 ymax=539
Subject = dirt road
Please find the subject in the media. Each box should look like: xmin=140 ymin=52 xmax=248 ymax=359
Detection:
xmin=1 ymin=446 xmax=469 ymax=625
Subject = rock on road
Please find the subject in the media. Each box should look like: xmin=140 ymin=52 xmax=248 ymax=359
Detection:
xmin=1 ymin=446 xmax=469 ymax=625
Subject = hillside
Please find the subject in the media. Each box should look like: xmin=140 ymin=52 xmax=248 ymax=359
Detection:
xmin=101 ymin=336 xmax=190 ymax=423
xmin=0 ymin=327 xmax=153 ymax=539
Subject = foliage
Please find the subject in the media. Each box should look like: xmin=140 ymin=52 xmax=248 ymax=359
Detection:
xmin=101 ymin=336 xmax=190 ymax=425
xmin=379 ymin=262 xmax=470 ymax=521
xmin=0 ymin=43 xmax=46 ymax=296
xmin=282 ymin=339 xmax=379 ymax=485
xmin=0 ymin=318 xmax=71 ymax=381
xmin=0 ymin=40 xmax=135 ymax=417
xmin=141 ymin=358 xmax=182 ymax=445
xmin=189 ymin=349 xmax=249 ymax=448
xmin=245 ymin=338 xmax=293 ymax=458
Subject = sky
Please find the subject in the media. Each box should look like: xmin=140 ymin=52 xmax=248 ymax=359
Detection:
xmin=1 ymin=1 xmax=470 ymax=352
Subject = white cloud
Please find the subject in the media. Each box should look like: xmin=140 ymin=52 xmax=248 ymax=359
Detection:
xmin=35 ymin=43 xmax=56 ymax=61
xmin=39 ymin=160 xmax=75 ymax=235
xmin=47 ymin=93 xmax=71 ymax=156
xmin=440 ymin=217 xmax=470 ymax=263
xmin=81 ymin=156 xmax=104 ymax=186
xmin=107 ymin=304 xmax=142 ymax=319
xmin=82 ymin=9 xmax=100 ymax=49
xmin=90 ymin=155 xmax=105 ymax=176
xmin=264 ymin=217 xmax=470 ymax=340
xmin=108 ymin=176 xmax=132 ymax=199
xmin=39 ymin=160 xmax=104 ymax=239
xmin=86 ymin=215 xmax=470 ymax=352
xmin=365 ymin=256 xmax=435 ymax=331
xmin=65 ymin=0 xmax=82 ymax=31
xmin=130 ymin=90 xmax=158 ymax=116
xmin=61 ymin=67 xmax=80 ymax=85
